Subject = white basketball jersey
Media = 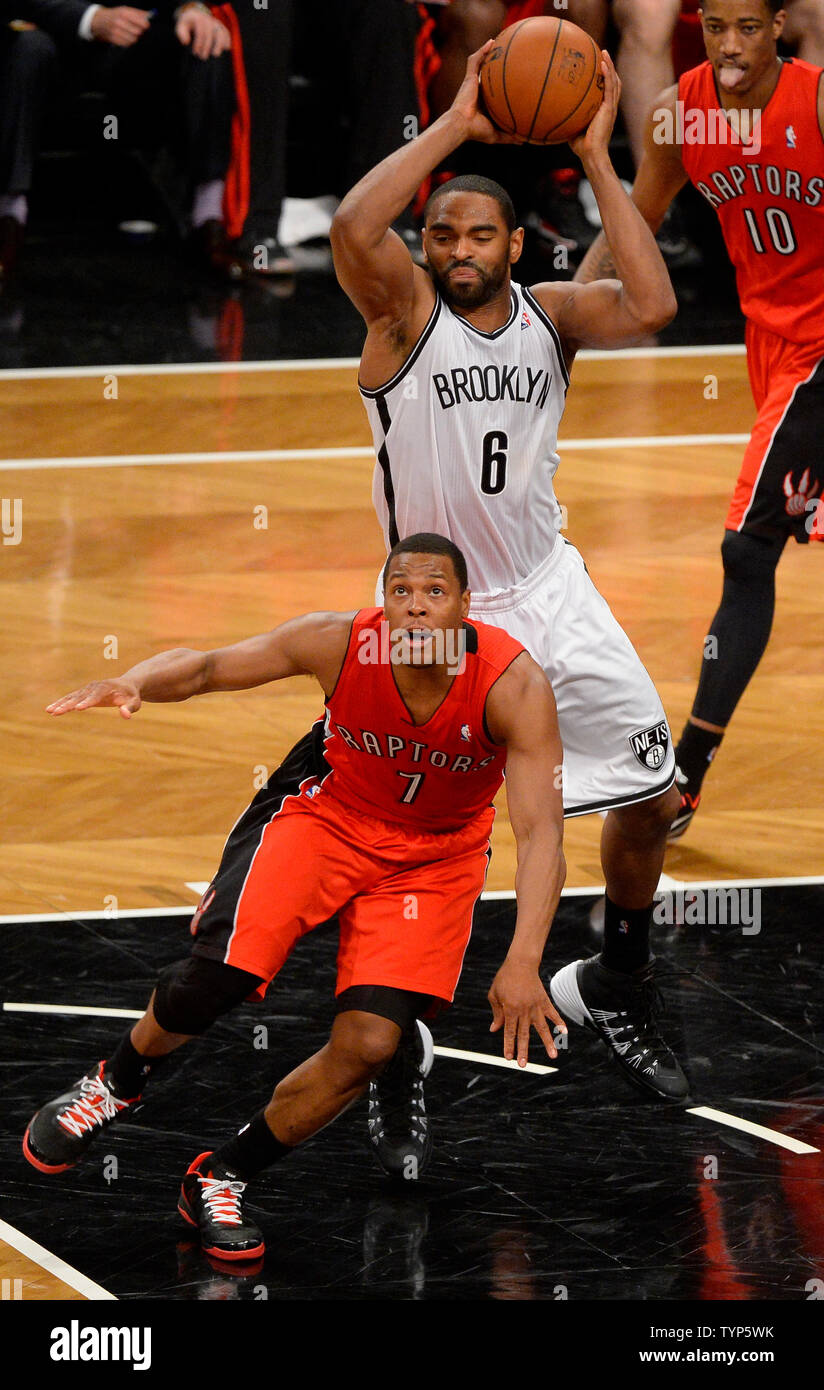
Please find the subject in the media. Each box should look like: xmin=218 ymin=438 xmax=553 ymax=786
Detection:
xmin=360 ymin=281 xmax=569 ymax=593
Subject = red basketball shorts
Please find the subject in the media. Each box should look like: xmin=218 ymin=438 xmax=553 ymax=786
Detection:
xmin=191 ymin=775 xmax=494 ymax=1006
xmin=727 ymin=321 xmax=824 ymax=543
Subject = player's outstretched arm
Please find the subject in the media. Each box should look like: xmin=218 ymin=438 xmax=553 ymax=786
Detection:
xmin=532 ymin=64 xmax=680 ymax=349
xmin=330 ymin=42 xmax=513 ymax=330
xmin=46 ymin=613 xmax=354 ymax=720
xmin=575 ymin=83 xmax=689 ymax=285
xmin=484 ymin=655 xmax=568 ymax=1067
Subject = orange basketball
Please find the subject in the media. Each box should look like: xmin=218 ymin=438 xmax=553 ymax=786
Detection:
xmin=479 ymin=17 xmax=604 ymax=145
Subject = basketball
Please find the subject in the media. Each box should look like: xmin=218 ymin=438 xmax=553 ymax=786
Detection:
xmin=479 ymin=17 xmax=605 ymax=145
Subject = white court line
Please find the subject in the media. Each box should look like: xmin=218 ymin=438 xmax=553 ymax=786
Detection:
xmin=0 ymin=1218 xmax=117 ymax=1301
xmin=3 ymin=874 xmax=822 ymax=924
xmin=686 ymin=1105 xmax=819 ymax=1155
xmin=434 ymin=1045 xmax=557 ymax=1076
xmin=0 ymin=906 xmax=195 ymax=924
xmin=0 ymin=433 xmax=751 ymax=472
xmin=0 ymin=446 xmax=375 ymax=471
xmin=4 ymin=1004 xmax=817 ymax=1153
xmin=4 ymin=1002 xmax=143 ymax=1019
xmin=0 ymin=343 xmax=746 ymax=382
xmin=485 ymin=874 xmax=824 ymax=898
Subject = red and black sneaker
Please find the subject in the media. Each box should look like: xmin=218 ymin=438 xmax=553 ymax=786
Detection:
xmin=23 ymin=1061 xmax=140 ymax=1173
xmin=178 ymin=1152 xmax=265 ymax=1261
xmin=668 ymin=766 xmax=701 ymax=842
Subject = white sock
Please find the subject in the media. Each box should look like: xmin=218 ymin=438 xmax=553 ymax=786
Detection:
xmin=191 ymin=180 xmax=225 ymax=228
xmin=0 ymin=194 xmax=28 ymax=224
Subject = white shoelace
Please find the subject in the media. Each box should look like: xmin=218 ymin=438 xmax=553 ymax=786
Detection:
xmin=197 ymin=1175 xmax=247 ymax=1226
xmin=58 ymin=1073 xmax=129 ymax=1138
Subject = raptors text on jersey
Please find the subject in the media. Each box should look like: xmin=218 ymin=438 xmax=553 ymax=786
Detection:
xmin=320 ymin=607 xmax=525 ymax=831
xmin=360 ymin=283 xmax=569 ymax=593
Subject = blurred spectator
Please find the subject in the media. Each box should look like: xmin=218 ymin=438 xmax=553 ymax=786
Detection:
xmin=567 ymin=1 xmax=681 ymax=171
xmin=0 ymin=12 xmax=56 ymax=276
xmin=766 ymin=0 xmax=824 ymax=62
xmin=0 ymin=1 xmax=234 ymax=278
xmin=218 ymin=0 xmax=295 ymax=276
xmin=288 ymin=0 xmax=422 ymax=251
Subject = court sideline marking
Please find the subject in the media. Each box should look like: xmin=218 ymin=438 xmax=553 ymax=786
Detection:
xmin=1 ymin=875 xmax=821 ymax=925
xmin=0 ymin=343 xmax=747 ymax=382
xmin=0 ymin=1218 xmax=116 ymax=1300
xmin=0 ymin=434 xmax=751 ymax=471
xmin=2 ymin=874 xmax=821 ymax=927
xmin=3 ymin=1002 xmax=818 ymax=1155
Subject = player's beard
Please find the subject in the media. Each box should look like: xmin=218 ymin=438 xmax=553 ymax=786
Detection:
xmin=429 ymin=254 xmax=510 ymax=310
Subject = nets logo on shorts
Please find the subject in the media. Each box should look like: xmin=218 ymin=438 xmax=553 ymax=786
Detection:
xmin=628 ymin=722 xmax=670 ymax=770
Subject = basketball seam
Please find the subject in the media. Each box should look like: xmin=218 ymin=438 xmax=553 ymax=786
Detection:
xmin=524 ymin=18 xmax=564 ymax=145
xmin=541 ymin=33 xmax=601 ymax=142
xmin=500 ymin=20 xmax=530 ymax=135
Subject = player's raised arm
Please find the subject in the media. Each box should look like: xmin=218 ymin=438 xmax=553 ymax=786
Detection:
xmin=330 ymin=42 xmax=512 ymax=329
xmin=484 ymin=654 xmax=568 ymax=1067
xmin=575 ymin=83 xmax=690 ymax=285
xmin=46 ymin=612 xmax=354 ymax=719
xmin=531 ymin=60 xmax=679 ymax=350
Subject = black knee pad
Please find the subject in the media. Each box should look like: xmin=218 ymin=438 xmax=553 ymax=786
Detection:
xmin=720 ymin=529 xmax=784 ymax=588
xmin=153 ymin=957 xmax=262 ymax=1035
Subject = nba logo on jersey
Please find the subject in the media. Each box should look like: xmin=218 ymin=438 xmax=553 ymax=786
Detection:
xmin=520 ymin=310 xmax=531 ymax=331
xmin=460 ymin=723 xmax=471 ymax=742
xmin=786 ymin=125 xmax=797 ymax=148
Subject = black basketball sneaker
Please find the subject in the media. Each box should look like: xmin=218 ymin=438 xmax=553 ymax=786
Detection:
xmin=23 ymin=1061 xmax=141 ymax=1173
xmin=178 ymin=1152 xmax=265 ymax=1261
xmin=668 ymin=765 xmax=701 ymax=841
xmin=549 ymin=956 xmax=690 ymax=1102
xmin=367 ymin=1019 xmax=434 ymax=1180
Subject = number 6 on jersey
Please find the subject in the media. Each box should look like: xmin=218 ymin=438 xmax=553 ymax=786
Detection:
xmin=480 ymin=431 xmax=508 ymax=495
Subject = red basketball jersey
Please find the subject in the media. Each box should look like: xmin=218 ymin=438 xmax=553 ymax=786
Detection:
xmin=320 ymin=608 xmax=524 ymax=831
xmin=679 ymin=59 xmax=824 ymax=345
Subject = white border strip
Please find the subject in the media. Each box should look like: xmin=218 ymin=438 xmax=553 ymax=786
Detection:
xmin=687 ymin=1105 xmax=819 ymax=1154
xmin=0 ymin=907 xmax=195 ymax=924
xmin=433 ymin=1046 xmax=556 ymax=1075
xmin=0 ymin=359 xmax=360 ymax=380
xmin=0 ymin=344 xmax=746 ymax=381
xmin=0 ymin=446 xmax=376 ymax=472
xmin=0 ymin=1218 xmax=117 ymax=1301
xmin=0 ymin=433 xmax=751 ymax=472
xmin=2 ymin=874 xmax=822 ymax=923
xmin=4 ymin=1003 xmax=143 ymax=1019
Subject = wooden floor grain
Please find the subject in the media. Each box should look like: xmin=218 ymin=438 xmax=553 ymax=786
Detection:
xmin=2 ymin=353 xmax=821 ymax=913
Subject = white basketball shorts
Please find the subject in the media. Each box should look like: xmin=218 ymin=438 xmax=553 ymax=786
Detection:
xmin=468 ymin=540 xmax=676 ymax=816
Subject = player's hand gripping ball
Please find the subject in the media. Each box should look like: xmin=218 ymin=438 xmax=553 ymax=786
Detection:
xmin=479 ymin=16 xmax=604 ymax=145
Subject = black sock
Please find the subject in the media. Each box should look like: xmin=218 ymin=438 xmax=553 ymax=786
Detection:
xmin=601 ymin=896 xmax=653 ymax=974
xmin=674 ymin=720 xmax=724 ymax=795
xmin=215 ymin=1110 xmax=293 ymax=1181
xmin=105 ymin=1030 xmax=160 ymax=1098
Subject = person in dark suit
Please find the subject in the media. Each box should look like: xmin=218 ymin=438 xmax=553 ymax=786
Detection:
xmin=0 ymin=1 xmax=234 ymax=277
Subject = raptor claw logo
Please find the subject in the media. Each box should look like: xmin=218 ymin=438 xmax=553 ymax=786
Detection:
xmin=783 ymin=467 xmax=820 ymax=517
